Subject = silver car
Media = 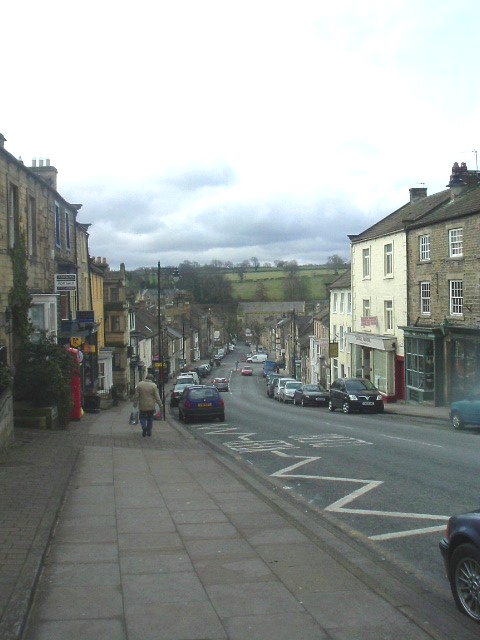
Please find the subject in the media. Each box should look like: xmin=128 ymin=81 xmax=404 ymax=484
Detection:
xmin=274 ymin=377 xmax=296 ymax=401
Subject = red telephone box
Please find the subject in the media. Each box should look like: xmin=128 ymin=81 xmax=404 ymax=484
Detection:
xmin=67 ymin=347 xmax=83 ymax=420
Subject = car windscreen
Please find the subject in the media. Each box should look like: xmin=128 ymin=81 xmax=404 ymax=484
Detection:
xmin=347 ymin=379 xmax=376 ymax=391
xmin=304 ymin=385 xmax=324 ymax=392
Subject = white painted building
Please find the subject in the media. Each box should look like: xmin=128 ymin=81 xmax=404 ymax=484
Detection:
xmin=328 ymin=268 xmax=352 ymax=384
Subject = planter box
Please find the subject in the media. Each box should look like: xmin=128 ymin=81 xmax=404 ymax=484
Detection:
xmin=0 ymin=389 xmax=14 ymax=450
xmin=14 ymin=403 xmax=59 ymax=430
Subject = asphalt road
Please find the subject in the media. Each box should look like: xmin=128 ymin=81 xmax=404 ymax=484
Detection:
xmin=172 ymin=347 xmax=480 ymax=613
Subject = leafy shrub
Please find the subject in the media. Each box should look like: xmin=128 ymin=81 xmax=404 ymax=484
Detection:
xmin=14 ymin=339 xmax=75 ymax=428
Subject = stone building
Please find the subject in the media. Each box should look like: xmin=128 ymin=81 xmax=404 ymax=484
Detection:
xmin=402 ymin=162 xmax=480 ymax=405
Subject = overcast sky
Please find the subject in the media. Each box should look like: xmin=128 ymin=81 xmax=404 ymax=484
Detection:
xmin=3 ymin=1 xmax=479 ymax=269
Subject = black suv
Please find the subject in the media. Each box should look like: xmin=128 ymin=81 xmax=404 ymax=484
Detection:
xmin=329 ymin=378 xmax=384 ymax=414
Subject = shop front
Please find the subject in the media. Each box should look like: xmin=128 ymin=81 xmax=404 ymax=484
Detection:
xmin=346 ymin=332 xmax=397 ymax=401
xmin=402 ymin=325 xmax=480 ymax=406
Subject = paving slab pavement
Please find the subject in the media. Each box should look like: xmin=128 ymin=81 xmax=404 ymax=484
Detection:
xmin=0 ymin=393 xmax=476 ymax=640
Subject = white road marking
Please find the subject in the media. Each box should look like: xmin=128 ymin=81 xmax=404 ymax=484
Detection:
xmin=289 ymin=434 xmax=372 ymax=447
xmin=369 ymin=524 xmax=447 ymax=541
xmin=382 ymin=434 xmax=442 ymax=448
xmin=270 ymin=451 xmax=449 ymax=539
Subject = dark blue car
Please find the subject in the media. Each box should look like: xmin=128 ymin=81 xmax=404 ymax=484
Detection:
xmin=439 ymin=509 xmax=480 ymax=621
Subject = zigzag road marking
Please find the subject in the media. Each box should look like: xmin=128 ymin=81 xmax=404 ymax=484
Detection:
xmin=270 ymin=450 xmax=449 ymax=540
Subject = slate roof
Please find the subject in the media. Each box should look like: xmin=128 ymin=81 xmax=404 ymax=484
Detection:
xmin=328 ymin=266 xmax=351 ymax=290
xmin=238 ymin=302 xmax=306 ymax=314
xmin=349 ymin=190 xmax=451 ymax=242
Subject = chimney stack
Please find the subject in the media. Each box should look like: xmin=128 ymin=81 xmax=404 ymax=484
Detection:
xmin=409 ymin=187 xmax=427 ymax=203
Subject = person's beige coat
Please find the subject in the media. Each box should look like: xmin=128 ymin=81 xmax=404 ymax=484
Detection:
xmin=133 ymin=379 xmax=161 ymax=411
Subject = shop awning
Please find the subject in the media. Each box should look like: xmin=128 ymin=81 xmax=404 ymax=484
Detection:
xmin=346 ymin=332 xmax=397 ymax=351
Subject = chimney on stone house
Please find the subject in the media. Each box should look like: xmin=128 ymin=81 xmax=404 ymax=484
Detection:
xmin=447 ymin=161 xmax=469 ymax=200
xmin=409 ymin=187 xmax=427 ymax=203
xmin=30 ymin=157 xmax=58 ymax=191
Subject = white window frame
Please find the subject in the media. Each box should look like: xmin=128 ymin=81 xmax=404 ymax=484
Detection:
xmin=420 ymin=282 xmax=431 ymax=315
xmin=339 ymin=292 xmax=345 ymax=314
xmin=450 ymin=280 xmax=463 ymax=315
xmin=384 ymin=243 xmax=393 ymax=277
xmin=347 ymin=292 xmax=352 ymax=314
xmin=419 ymin=234 xmax=431 ymax=261
xmin=449 ymin=228 xmax=463 ymax=257
xmin=332 ymin=292 xmax=338 ymax=313
xmin=384 ymin=300 xmax=393 ymax=331
xmin=362 ymin=299 xmax=370 ymax=317
xmin=362 ymin=247 xmax=370 ymax=278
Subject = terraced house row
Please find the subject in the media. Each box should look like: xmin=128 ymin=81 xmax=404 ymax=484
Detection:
xmin=326 ymin=161 xmax=480 ymax=406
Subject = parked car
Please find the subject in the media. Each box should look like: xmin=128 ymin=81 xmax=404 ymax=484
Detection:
xmin=241 ymin=366 xmax=253 ymax=376
xmin=328 ymin=378 xmax=384 ymax=414
xmin=266 ymin=373 xmax=283 ymax=397
xmin=178 ymin=385 xmax=225 ymax=423
xmin=170 ymin=381 xmax=194 ymax=407
xmin=197 ymin=364 xmax=211 ymax=378
xmin=439 ymin=509 xmax=480 ymax=622
xmin=450 ymin=390 xmax=480 ymax=430
xmin=293 ymin=383 xmax=330 ymax=406
xmin=177 ymin=371 xmax=200 ymax=385
xmin=274 ymin=377 xmax=296 ymax=401
xmin=279 ymin=380 xmax=302 ymax=403
xmin=212 ymin=377 xmax=229 ymax=392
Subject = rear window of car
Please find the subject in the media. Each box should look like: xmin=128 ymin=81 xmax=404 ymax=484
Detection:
xmin=188 ymin=388 xmax=219 ymax=400
xmin=304 ymin=384 xmax=325 ymax=392
xmin=285 ymin=381 xmax=302 ymax=389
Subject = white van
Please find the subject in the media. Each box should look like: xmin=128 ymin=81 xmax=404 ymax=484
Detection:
xmin=249 ymin=353 xmax=268 ymax=363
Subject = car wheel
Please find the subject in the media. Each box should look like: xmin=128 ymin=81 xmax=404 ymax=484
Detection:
xmin=377 ymin=404 xmax=384 ymax=413
xmin=451 ymin=411 xmax=465 ymax=430
xmin=328 ymin=400 xmax=335 ymax=412
xmin=450 ymin=543 xmax=480 ymax=622
xmin=219 ymin=412 xmax=225 ymax=422
xmin=342 ymin=401 xmax=351 ymax=414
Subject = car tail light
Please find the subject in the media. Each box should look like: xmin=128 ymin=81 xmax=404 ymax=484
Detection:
xmin=185 ymin=400 xmax=192 ymax=408
xmin=219 ymin=398 xmax=224 ymax=407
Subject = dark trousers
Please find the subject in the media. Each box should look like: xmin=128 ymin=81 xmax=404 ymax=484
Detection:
xmin=139 ymin=410 xmax=154 ymax=433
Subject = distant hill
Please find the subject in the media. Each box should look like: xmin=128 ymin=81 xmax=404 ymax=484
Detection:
xmin=226 ymin=266 xmax=346 ymax=302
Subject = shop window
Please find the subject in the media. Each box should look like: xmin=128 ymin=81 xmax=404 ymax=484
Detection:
xmin=405 ymin=338 xmax=434 ymax=398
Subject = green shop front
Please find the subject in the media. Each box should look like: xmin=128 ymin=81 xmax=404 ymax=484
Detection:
xmin=402 ymin=325 xmax=480 ymax=406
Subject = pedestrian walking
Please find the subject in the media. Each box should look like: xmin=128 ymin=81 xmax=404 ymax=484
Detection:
xmin=133 ymin=374 xmax=161 ymax=437
xmin=235 ymin=360 xmax=239 ymax=370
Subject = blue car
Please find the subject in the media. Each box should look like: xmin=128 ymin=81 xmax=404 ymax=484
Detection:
xmin=178 ymin=385 xmax=225 ymax=423
xmin=450 ymin=390 xmax=480 ymax=430
xmin=439 ymin=509 xmax=480 ymax=621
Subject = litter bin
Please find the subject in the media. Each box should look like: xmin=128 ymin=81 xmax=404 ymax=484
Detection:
xmin=83 ymin=393 xmax=101 ymax=413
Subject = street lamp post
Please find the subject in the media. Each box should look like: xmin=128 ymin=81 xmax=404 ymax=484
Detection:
xmin=157 ymin=261 xmax=165 ymax=420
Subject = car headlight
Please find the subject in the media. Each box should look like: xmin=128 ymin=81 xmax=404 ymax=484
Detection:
xmin=376 ymin=395 xmax=382 ymax=401
xmin=348 ymin=394 xmax=358 ymax=400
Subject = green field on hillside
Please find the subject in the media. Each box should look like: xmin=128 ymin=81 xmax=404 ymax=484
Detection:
xmin=226 ymin=267 xmax=344 ymax=301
